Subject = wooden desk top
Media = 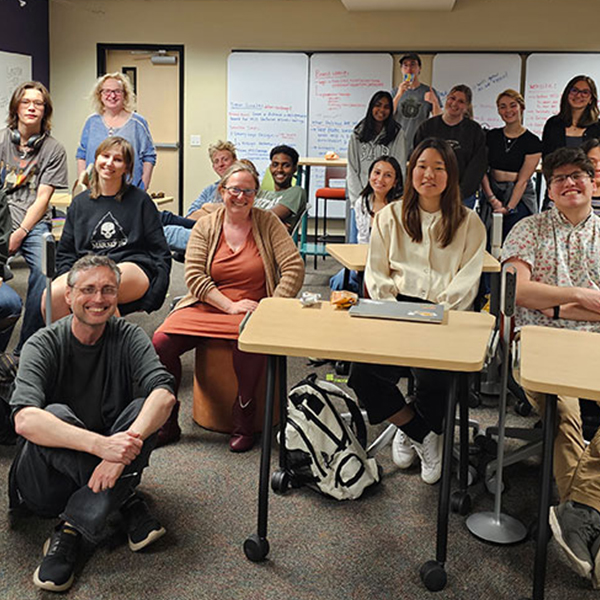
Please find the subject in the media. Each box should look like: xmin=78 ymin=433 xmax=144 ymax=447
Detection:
xmin=325 ymin=243 xmax=501 ymax=274
xmin=298 ymin=157 xmax=348 ymax=168
xmin=520 ymin=325 xmax=600 ymax=401
xmin=51 ymin=192 xmax=174 ymax=208
xmin=239 ymin=298 xmax=494 ymax=372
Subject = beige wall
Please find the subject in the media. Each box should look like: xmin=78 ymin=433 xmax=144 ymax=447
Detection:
xmin=49 ymin=0 xmax=600 ymax=210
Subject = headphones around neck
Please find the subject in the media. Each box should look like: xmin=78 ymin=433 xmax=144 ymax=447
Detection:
xmin=9 ymin=129 xmax=46 ymax=152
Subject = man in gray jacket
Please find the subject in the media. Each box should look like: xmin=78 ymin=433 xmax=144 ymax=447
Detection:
xmin=9 ymin=254 xmax=176 ymax=592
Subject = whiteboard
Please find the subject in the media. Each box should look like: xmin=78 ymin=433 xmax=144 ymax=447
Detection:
xmin=308 ymin=53 xmax=393 ymax=217
xmin=432 ymin=53 xmax=522 ymax=129
xmin=524 ymin=53 xmax=600 ymax=138
xmin=0 ymin=50 xmax=32 ymax=125
xmin=227 ymin=52 xmax=308 ymax=178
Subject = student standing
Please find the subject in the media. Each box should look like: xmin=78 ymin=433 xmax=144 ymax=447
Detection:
xmin=347 ymin=91 xmax=406 ymax=211
xmin=414 ymin=84 xmax=487 ymax=208
xmin=482 ymin=89 xmax=542 ymax=239
xmin=392 ymin=53 xmax=441 ymax=157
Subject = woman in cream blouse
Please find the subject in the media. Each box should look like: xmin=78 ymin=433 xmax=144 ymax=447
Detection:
xmin=348 ymin=138 xmax=486 ymax=485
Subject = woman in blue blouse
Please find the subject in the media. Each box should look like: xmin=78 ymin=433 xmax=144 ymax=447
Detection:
xmin=76 ymin=72 xmax=156 ymax=190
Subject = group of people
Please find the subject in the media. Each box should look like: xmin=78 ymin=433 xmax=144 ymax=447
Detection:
xmin=2 ymin=52 xmax=600 ymax=593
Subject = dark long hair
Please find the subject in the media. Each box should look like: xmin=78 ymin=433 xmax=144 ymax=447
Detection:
xmin=356 ymin=91 xmax=400 ymax=145
xmin=402 ymin=138 xmax=466 ymax=248
xmin=360 ymin=156 xmax=403 ymax=217
xmin=558 ymin=75 xmax=600 ymax=127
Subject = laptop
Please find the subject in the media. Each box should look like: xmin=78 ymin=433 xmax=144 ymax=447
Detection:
xmin=349 ymin=299 xmax=445 ymax=324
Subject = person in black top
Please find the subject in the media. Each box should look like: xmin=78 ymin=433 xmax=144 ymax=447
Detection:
xmin=414 ymin=84 xmax=487 ymax=208
xmin=582 ymin=137 xmax=600 ymax=216
xmin=482 ymin=89 xmax=542 ymax=239
xmin=542 ymin=75 xmax=600 ymax=157
xmin=42 ymin=137 xmax=171 ymax=323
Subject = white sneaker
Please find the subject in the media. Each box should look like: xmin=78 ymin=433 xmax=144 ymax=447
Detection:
xmin=412 ymin=431 xmax=443 ymax=485
xmin=391 ymin=429 xmax=416 ymax=469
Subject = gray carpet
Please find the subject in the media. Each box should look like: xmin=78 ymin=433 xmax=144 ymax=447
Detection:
xmin=0 ymin=255 xmax=597 ymax=599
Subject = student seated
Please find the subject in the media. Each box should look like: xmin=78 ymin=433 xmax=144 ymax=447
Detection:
xmin=254 ymin=144 xmax=307 ymax=231
xmin=582 ymin=138 xmax=600 ymax=216
xmin=9 ymin=255 xmax=175 ymax=592
xmin=348 ymin=138 xmax=486 ymax=485
xmin=163 ymin=140 xmax=238 ymax=254
xmin=152 ymin=162 xmax=304 ymax=449
xmin=43 ymin=137 xmax=171 ymax=322
xmin=330 ymin=155 xmax=403 ymax=292
xmin=502 ymin=147 xmax=600 ymax=588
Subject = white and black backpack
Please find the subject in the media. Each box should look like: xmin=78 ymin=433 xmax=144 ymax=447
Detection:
xmin=283 ymin=374 xmax=380 ymax=501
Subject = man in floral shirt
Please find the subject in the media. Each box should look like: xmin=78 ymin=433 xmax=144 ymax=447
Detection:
xmin=502 ymin=147 xmax=600 ymax=588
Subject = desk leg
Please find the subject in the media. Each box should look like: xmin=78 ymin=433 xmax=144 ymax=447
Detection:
xmin=527 ymin=393 xmax=556 ymax=600
xmin=342 ymin=268 xmax=350 ymax=290
xmin=420 ymin=374 xmax=459 ymax=591
xmin=243 ymin=354 xmax=278 ymax=562
xmin=456 ymin=374 xmax=472 ymax=511
xmin=490 ymin=271 xmax=500 ymax=319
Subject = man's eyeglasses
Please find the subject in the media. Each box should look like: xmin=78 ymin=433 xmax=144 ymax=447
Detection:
xmin=549 ymin=171 xmax=591 ymax=186
xmin=223 ymin=186 xmax=258 ymax=198
xmin=101 ymin=89 xmax=124 ymax=98
xmin=19 ymin=99 xmax=45 ymax=109
xmin=569 ymin=87 xmax=592 ymax=98
xmin=70 ymin=285 xmax=119 ymax=297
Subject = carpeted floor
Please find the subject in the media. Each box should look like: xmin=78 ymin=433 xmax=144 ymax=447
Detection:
xmin=0 ymin=255 xmax=597 ymax=599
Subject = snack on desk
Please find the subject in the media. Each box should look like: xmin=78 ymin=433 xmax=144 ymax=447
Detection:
xmin=330 ymin=290 xmax=358 ymax=309
xmin=324 ymin=151 xmax=339 ymax=160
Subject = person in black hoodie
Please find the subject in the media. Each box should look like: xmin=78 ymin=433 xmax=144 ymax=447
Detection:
xmin=42 ymin=136 xmax=171 ymax=322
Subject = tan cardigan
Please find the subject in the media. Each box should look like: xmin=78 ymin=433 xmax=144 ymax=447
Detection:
xmin=174 ymin=206 xmax=305 ymax=311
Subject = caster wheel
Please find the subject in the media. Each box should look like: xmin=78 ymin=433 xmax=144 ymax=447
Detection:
xmin=450 ymin=491 xmax=472 ymax=515
xmin=334 ymin=361 xmax=350 ymax=376
xmin=244 ymin=534 xmax=270 ymax=562
xmin=514 ymin=399 xmax=532 ymax=417
xmin=271 ymin=470 xmax=291 ymax=495
xmin=468 ymin=390 xmax=481 ymax=408
xmin=420 ymin=560 xmax=447 ymax=591
xmin=467 ymin=465 xmax=478 ymax=487
xmin=473 ymin=434 xmax=497 ymax=456
xmin=485 ymin=474 xmax=506 ymax=495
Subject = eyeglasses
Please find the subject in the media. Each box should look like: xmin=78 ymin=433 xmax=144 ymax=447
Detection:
xmin=569 ymin=87 xmax=592 ymax=98
xmin=70 ymin=285 xmax=119 ymax=297
xmin=549 ymin=171 xmax=591 ymax=186
xmin=101 ymin=89 xmax=124 ymax=98
xmin=223 ymin=186 xmax=258 ymax=198
xmin=19 ymin=99 xmax=45 ymax=109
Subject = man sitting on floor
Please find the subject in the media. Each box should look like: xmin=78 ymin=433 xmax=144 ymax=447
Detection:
xmin=502 ymin=147 xmax=600 ymax=588
xmin=254 ymin=144 xmax=307 ymax=232
xmin=8 ymin=255 xmax=175 ymax=592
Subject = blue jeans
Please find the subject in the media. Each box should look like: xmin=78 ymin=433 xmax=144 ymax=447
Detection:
xmin=163 ymin=225 xmax=191 ymax=254
xmin=0 ymin=281 xmax=22 ymax=352
xmin=16 ymin=222 xmax=51 ymax=352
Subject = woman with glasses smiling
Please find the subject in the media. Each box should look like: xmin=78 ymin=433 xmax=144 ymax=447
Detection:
xmin=542 ymin=75 xmax=600 ymax=158
xmin=152 ymin=162 xmax=304 ymax=449
xmin=76 ymin=72 xmax=156 ymax=190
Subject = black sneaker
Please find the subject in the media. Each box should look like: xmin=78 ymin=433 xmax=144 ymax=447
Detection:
xmin=120 ymin=495 xmax=166 ymax=552
xmin=550 ymin=501 xmax=600 ymax=579
xmin=33 ymin=522 xmax=81 ymax=592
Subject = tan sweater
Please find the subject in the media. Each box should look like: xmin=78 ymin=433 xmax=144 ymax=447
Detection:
xmin=174 ymin=206 xmax=305 ymax=311
xmin=366 ymin=202 xmax=486 ymax=311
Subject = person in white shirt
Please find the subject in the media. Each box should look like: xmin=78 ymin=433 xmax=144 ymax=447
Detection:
xmin=348 ymin=138 xmax=486 ymax=485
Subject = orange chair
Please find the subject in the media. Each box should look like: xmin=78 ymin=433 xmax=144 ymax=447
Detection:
xmin=192 ymin=338 xmax=279 ymax=433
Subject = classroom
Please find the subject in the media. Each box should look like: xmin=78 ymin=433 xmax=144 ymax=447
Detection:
xmin=2 ymin=1 xmax=600 ymax=599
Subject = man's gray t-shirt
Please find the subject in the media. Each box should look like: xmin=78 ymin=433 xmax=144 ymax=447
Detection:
xmin=0 ymin=128 xmax=68 ymax=227
xmin=255 ymin=186 xmax=307 ymax=231
xmin=392 ymin=84 xmax=441 ymax=156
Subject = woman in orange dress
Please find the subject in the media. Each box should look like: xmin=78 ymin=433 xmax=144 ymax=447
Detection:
xmin=152 ymin=162 xmax=304 ymax=451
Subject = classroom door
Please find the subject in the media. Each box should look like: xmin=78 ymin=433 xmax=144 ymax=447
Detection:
xmin=100 ymin=46 xmax=183 ymax=212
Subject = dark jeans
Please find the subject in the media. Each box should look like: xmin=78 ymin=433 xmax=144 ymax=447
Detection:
xmin=348 ymin=362 xmax=452 ymax=435
xmin=9 ymin=398 xmax=156 ymax=543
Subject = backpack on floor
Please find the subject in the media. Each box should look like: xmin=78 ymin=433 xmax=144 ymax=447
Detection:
xmin=283 ymin=374 xmax=380 ymax=500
